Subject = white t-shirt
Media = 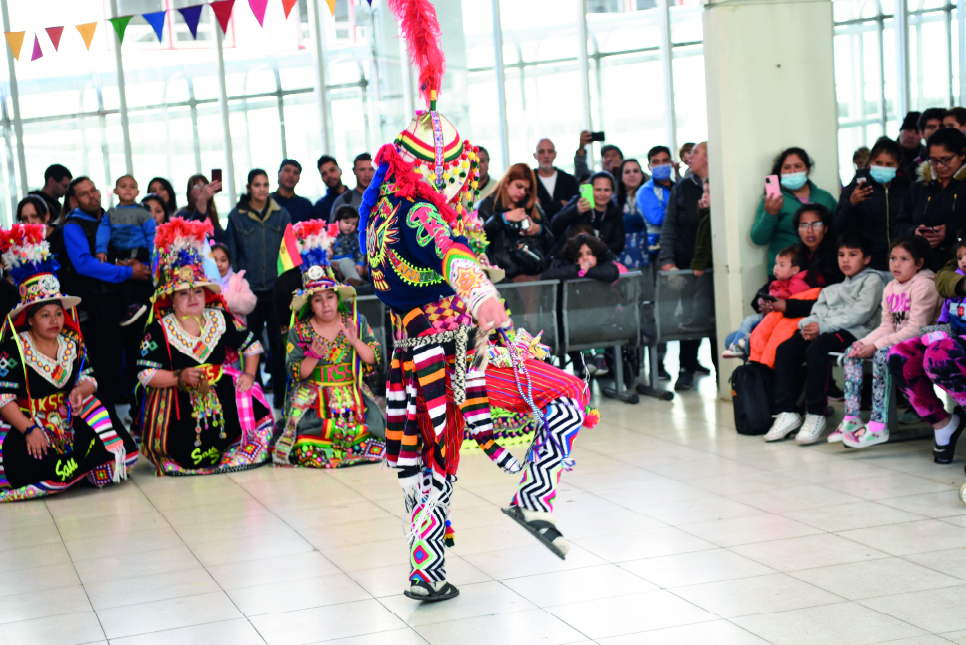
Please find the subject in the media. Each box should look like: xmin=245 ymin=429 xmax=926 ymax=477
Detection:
xmin=537 ymin=170 xmax=558 ymax=198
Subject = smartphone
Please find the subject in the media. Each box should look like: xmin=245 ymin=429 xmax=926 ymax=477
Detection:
xmin=590 ymin=131 xmax=605 ymax=142
xmin=918 ymin=225 xmax=938 ymax=234
xmin=211 ymin=168 xmax=222 ymax=191
xmin=855 ymin=168 xmax=870 ymax=185
xmin=764 ymin=175 xmax=781 ymax=199
xmin=579 ymin=183 xmax=595 ymax=210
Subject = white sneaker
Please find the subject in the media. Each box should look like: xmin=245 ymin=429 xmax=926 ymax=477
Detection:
xmin=796 ymin=414 xmax=827 ymax=445
xmin=828 ymin=417 xmax=864 ymax=443
xmin=764 ymin=412 xmax=802 ymax=442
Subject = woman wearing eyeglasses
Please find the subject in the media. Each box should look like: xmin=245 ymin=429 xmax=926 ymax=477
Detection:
xmin=894 ymin=128 xmax=966 ymax=269
xmin=751 ymin=147 xmax=839 ymax=273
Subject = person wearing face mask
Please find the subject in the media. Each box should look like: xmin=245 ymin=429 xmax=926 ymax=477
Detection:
xmin=636 ymin=146 xmax=676 ymax=266
xmin=894 ymin=127 xmax=966 ymax=268
xmin=550 ymin=171 xmax=625 ymax=257
xmin=836 ymin=137 xmax=911 ymax=272
xmin=751 ymin=147 xmax=839 ymax=273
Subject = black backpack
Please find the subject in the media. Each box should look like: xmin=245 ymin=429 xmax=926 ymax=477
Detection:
xmin=730 ymin=362 xmax=774 ymax=435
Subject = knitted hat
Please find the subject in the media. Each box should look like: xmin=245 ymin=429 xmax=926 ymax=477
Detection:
xmin=1 ymin=224 xmax=80 ymax=320
xmin=289 ymin=220 xmax=356 ymax=313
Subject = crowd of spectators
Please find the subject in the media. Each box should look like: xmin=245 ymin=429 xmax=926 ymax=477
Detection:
xmin=12 ymin=103 xmax=966 ymax=465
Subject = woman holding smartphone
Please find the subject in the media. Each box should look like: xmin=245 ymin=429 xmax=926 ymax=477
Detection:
xmin=751 ymin=147 xmax=838 ymax=274
xmin=835 ymin=137 xmax=910 ymax=271
xmin=894 ymin=127 xmax=966 ymax=268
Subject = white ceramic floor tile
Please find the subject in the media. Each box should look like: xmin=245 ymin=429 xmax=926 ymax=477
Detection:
xmin=0 ymin=611 xmax=105 ymax=645
xmin=637 ymin=494 xmax=765 ymax=525
xmin=503 ymin=563 xmax=658 ymax=607
xmin=188 ymin=530 xmax=314 ymax=567
xmin=205 ymin=550 xmax=341 ymax=590
xmin=310 ymin=628 xmax=429 ymax=645
xmin=821 ymin=473 xmax=957 ymax=501
xmin=877 ymin=491 xmax=966 ymax=518
xmin=670 ymin=573 xmax=845 ymax=617
xmin=546 ymin=589 xmax=716 ymax=640
xmin=597 ymin=619 xmax=770 ymax=644
xmin=679 ymin=513 xmax=824 ymax=547
xmin=106 ymin=618 xmax=267 ymax=645
xmin=728 ymin=533 xmax=890 ymax=571
xmin=249 ymin=599 xmax=407 ymax=645
xmin=618 ymin=548 xmax=776 ymax=588
xmin=347 ymin=556 xmax=492 ymax=598
xmin=572 ymin=525 xmax=717 ymax=562
xmin=83 ymin=568 xmax=220 ymax=610
xmin=837 ymin=519 xmax=966 ymax=556
xmin=859 ymin=584 xmax=966 ymax=632
xmin=906 ymin=547 xmax=966 ymax=580
xmin=379 ymin=580 xmax=535 ymax=627
xmin=96 ymin=590 xmax=241 ymax=639
xmin=459 ymin=542 xmax=607 ymax=580
xmin=226 ymin=572 xmax=371 ymax=615
xmin=783 ymin=501 xmax=927 ymax=532
xmin=790 ymin=557 xmax=965 ymax=600
xmin=414 ymin=608 xmax=587 ymax=645
xmin=731 ymin=484 xmax=866 ymax=513
xmin=0 ymin=562 xmax=80 ymax=598
xmin=731 ymin=601 xmax=927 ymax=644
xmin=72 ymin=544 xmax=203 ymax=585
xmin=0 ymin=585 xmax=91 ymax=624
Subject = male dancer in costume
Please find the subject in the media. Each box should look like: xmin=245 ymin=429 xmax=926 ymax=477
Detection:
xmin=362 ymin=0 xmax=598 ymax=602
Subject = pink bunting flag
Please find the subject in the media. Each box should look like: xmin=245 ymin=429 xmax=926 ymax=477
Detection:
xmin=45 ymin=26 xmax=64 ymax=51
xmin=248 ymin=0 xmax=268 ymax=26
xmin=30 ymin=35 xmax=42 ymax=61
xmin=210 ymin=0 xmax=236 ymax=34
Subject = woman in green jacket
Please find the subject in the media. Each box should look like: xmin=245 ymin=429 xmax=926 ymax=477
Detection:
xmin=751 ymin=147 xmax=838 ymax=274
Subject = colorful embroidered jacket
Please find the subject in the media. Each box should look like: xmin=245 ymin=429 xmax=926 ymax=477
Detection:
xmin=365 ymin=182 xmax=497 ymax=316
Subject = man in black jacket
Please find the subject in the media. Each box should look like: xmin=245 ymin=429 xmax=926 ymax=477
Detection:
xmin=533 ymin=139 xmax=578 ymax=219
xmin=658 ymin=142 xmax=715 ymax=391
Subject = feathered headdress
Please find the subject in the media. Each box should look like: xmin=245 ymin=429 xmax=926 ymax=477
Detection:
xmin=290 ymin=220 xmax=355 ymax=314
xmin=152 ymin=218 xmax=221 ymax=311
xmin=0 ymin=224 xmax=80 ymax=321
xmin=358 ymin=0 xmax=483 ymax=249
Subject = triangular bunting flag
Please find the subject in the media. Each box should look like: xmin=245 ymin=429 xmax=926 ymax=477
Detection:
xmin=282 ymin=0 xmax=298 ymax=18
xmin=210 ymin=0 xmax=235 ymax=34
xmin=3 ymin=31 xmax=24 ymax=61
xmin=45 ymin=26 xmax=64 ymax=51
xmin=142 ymin=10 xmax=166 ymax=42
xmin=75 ymin=22 xmax=97 ymax=50
xmin=177 ymin=5 xmax=204 ymax=39
xmin=249 ymin=0 xmax=269 ymax=26
xmin=108 ymin=16 xmax=133 ymax=44
xmin=30 ymin=35 xmax=42 ymax=61
xmin=325 ymin=0 xmax=336 ymax=16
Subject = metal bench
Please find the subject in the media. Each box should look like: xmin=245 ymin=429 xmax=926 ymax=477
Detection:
xmin=560 ymin=271 xmax=643 ymax=404
xmin=638 ymin=268 xmax=716 ymax=401
xmin=495 ymin=279 xmax=560 ymax=355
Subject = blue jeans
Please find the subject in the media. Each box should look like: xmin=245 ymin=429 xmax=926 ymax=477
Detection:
xmin=726 ymin=313 xmax=763 ymax=349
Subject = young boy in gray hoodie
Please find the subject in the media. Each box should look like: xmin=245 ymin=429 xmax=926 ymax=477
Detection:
xmin=765 ymin=230 xmax=886 ymax=445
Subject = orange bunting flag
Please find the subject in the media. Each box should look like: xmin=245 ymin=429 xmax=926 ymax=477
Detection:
xmin=75 ymin=22 xmax=97 ymax=50
xmin=4 ymin=31 xmax=25 ymax=61
xmin=325 ymin=0 xmax=336 ymax=16
xmin=282 ymin=0 xmax=298 ymax=18
xmin=45 ymin=26 xmax=64 ymax=51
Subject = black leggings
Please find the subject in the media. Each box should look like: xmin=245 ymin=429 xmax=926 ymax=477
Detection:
xmin=773 ymin=330 xmax=855 ymax=416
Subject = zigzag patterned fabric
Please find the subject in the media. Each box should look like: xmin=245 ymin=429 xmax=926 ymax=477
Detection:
xmin=77 ymin=395 xmax=126 ymax=483
xmin=405 ymin=473 xmax=453 ymax=584
xmin=511 ymin=398 xmax=584 ymax=513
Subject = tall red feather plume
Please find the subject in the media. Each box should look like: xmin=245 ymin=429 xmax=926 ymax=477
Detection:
xmin=387 ymin=0 xmax=446 ymax=107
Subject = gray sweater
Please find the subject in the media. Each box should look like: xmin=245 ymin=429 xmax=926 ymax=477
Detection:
xmin=799 ymin=268 xmax=886 ymax=339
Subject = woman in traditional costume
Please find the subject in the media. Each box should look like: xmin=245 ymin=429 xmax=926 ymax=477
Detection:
xmin=137 ymin=219 xmax=273 ymax=475
xmin=0 ymin=224 xmax=136 ymax=501
xmin=273 ymin=221 xmax=386 ymax=468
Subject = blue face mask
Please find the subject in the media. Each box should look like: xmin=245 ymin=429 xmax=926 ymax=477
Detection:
xmin=650 ymin=163 xmax=672 ymax=181
xmin=869 ymin=165 xmax=897 ymax=184
xmin=780 ymin=171 xmax=808 ymax=191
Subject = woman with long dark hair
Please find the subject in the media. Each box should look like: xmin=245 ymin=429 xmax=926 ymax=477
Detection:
xmin=478 ymin=163 xmax=555 ymax=280
xmin=175 ymin=174 xmax=225 ymax=243
xmin=147 ymin=177 xmax=178 ymax=215
xmin=615 ymin=159 xmax=648 ymax=269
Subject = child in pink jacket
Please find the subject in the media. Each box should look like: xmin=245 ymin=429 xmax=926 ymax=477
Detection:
xmin=211 ymin=243 xmax=257 ymax=324
xmin=834 ymin=235 xmax=941 ymax=447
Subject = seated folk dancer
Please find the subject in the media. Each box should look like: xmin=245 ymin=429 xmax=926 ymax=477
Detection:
xmin=273 ymin=220 xmax=386 ymax=468
xmin=137 ymin=219 xmax=273 ymax=475
xmin=0 ymin=224 xmax=137 ymax=501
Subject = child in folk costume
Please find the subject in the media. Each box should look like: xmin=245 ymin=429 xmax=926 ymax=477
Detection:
xmin=362 ymin=0 xmax=599 ymax=602
xmin=273 ymin=220 xmax=386 ymax=468
xmin=0 ymin=224 xmax=137 ymax=501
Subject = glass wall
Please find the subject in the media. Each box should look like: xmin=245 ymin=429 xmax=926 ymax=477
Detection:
xmin=833 ymin=0 xmax=963 ymax=183
xmin=0 ymin=0 xmax=705 ymax=225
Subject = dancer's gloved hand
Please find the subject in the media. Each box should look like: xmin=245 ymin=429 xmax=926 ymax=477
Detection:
xmin=484 ymin=444 xmax=522 ymax=474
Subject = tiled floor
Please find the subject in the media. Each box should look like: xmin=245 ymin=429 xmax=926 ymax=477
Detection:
xmin=3 ymin=370 xmax=966 ymax=644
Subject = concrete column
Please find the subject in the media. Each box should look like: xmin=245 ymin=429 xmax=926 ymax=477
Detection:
xmin=703 ymin=0 xmax=839 ymax=398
